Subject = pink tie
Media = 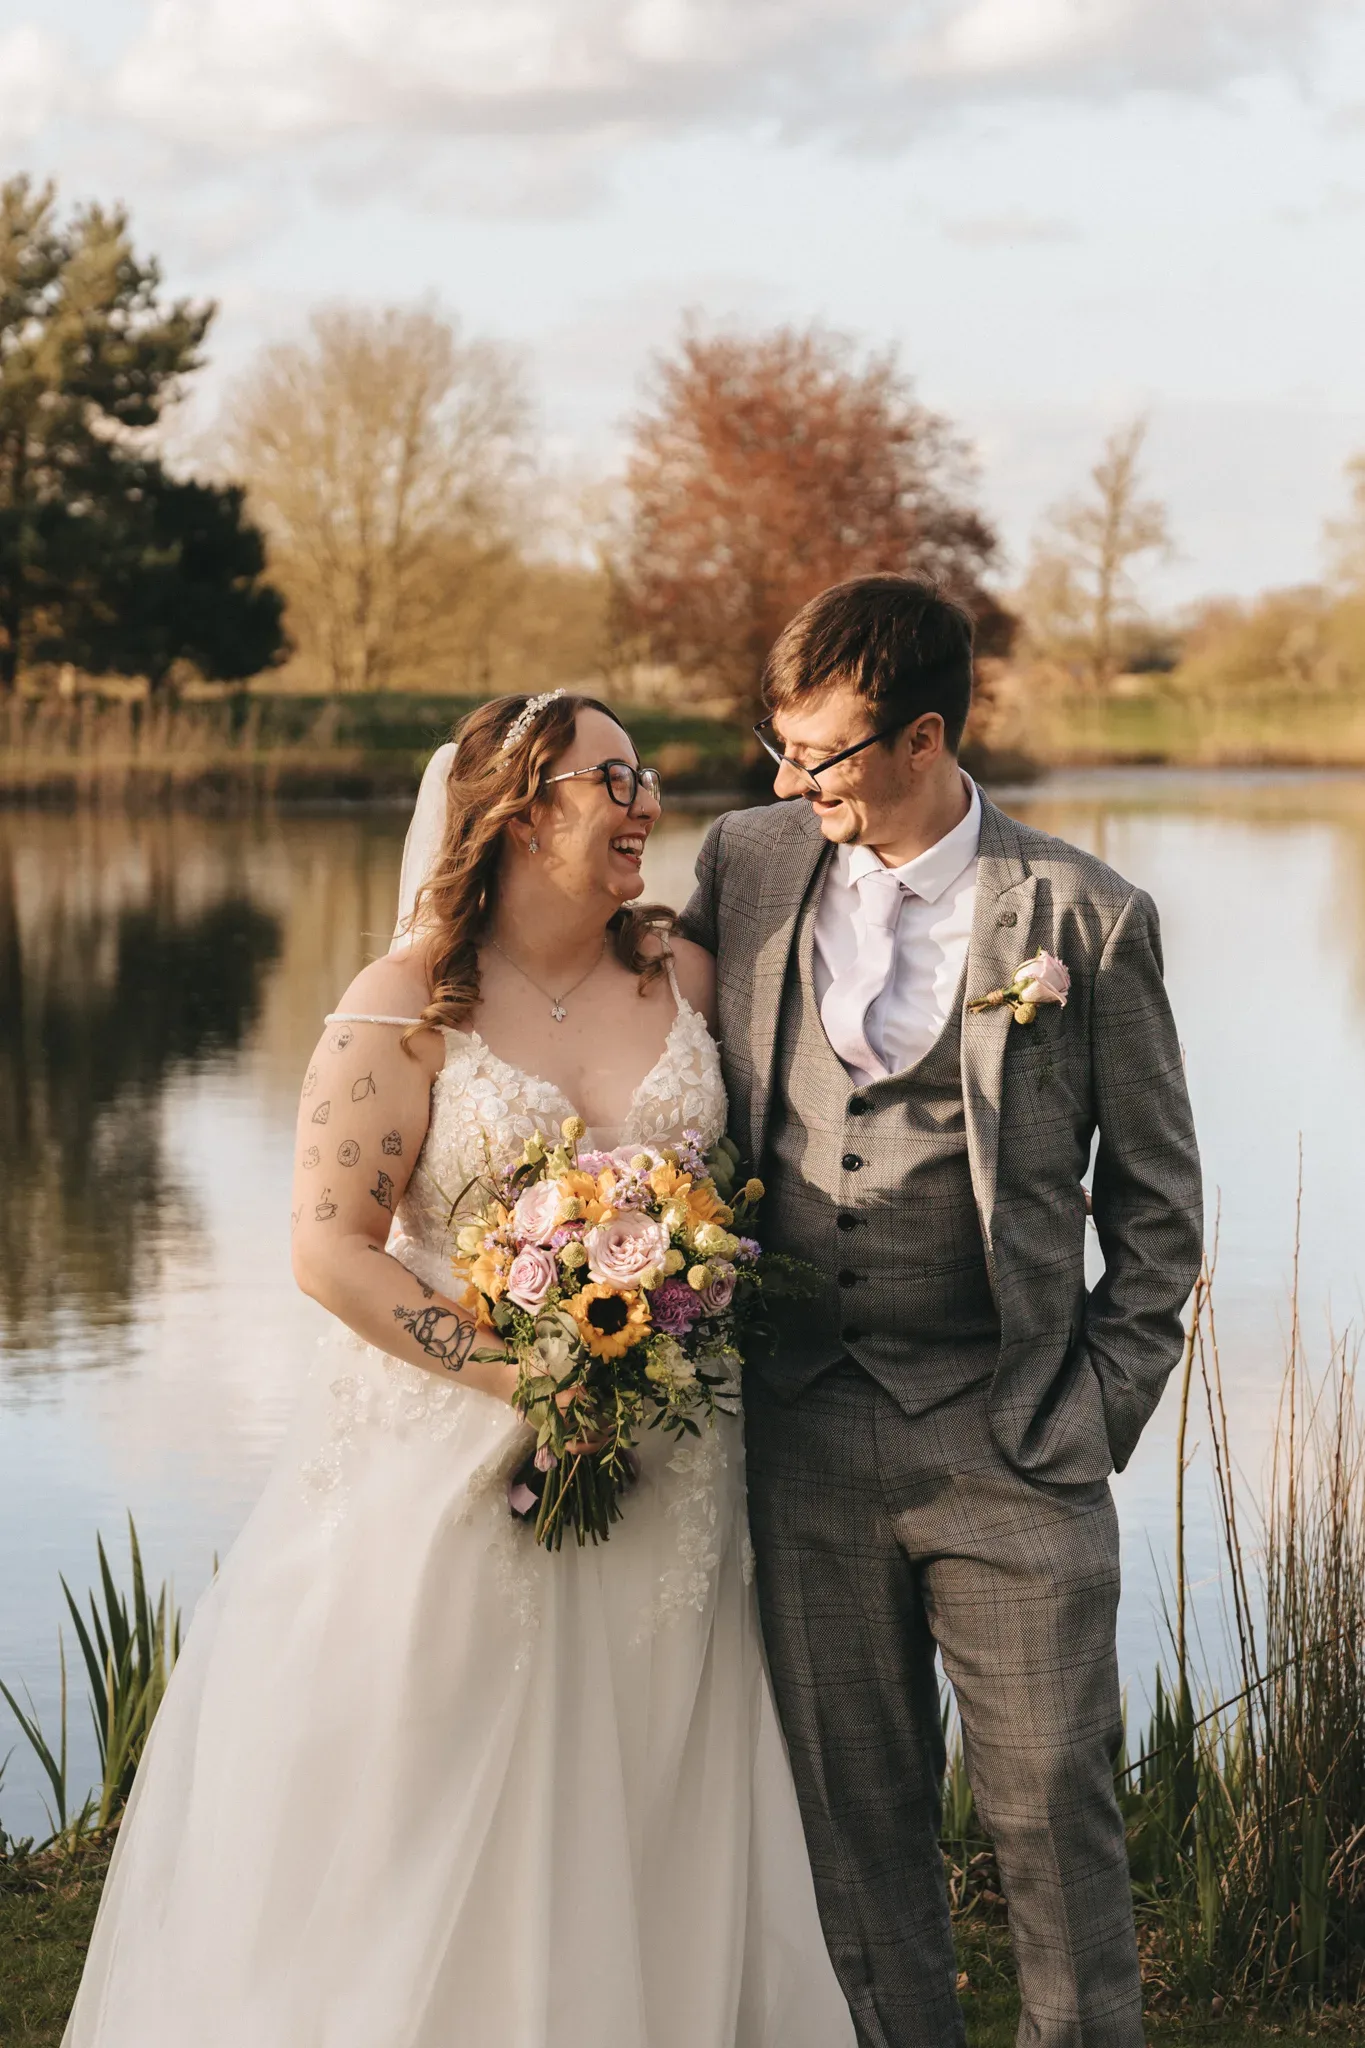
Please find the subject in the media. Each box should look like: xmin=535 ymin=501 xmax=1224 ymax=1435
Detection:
xmin=820 ymin=863 xmax=907 ymax=1082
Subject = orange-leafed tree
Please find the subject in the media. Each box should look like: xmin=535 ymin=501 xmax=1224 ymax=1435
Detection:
xmin=613 ymin=324 xmax=1009 ymax=712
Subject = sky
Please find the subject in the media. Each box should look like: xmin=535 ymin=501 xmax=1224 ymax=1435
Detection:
xmin=3 ymin=0 xmax=1365 ymax=606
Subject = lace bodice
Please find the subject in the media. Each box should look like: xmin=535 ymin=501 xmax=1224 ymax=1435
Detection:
xmin=331 ymin=988 xmax=727 ymax=1277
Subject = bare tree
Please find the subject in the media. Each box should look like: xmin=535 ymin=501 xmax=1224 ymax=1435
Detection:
xmin=225 ymin=307 xmax=530 ymax=693
xmin=1021 ymin=417 xmax=1172 ymax=691
xmin=612 ymin=324 xmax=1007 ymax=715
xmin=1325 ymin=453 xmax=1365 ymax=592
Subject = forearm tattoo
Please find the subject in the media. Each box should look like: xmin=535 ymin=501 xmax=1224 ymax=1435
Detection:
xmin=302 ymin=1066 xmax=319 ymax=1098
xmin=371 ymin=1169 xmax=395 ymax=1213
xmin=337 ymin=1139 xmax=361 ymax=1167
xmin=381 ymin=1130 xmax=403 ymax=1156
xmin=312 ymin=1100 xmax=331 ymax=1125
xmin=315 ymin=1188 xmax=338 ymax=1221
xmin=302 ymin=1145 xmax=320 ymax=1169
xmin=393 ymin=1304 xmax=476 ymax=1373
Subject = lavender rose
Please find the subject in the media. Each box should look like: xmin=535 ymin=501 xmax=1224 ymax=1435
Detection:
xmin=507 ymin=1244 xmax=557 ymax=1311
xmin=700 ymin=1263 xmax=736 ymax=1313
xmin=585 ymin=1211 xmax=670 ymax=1289
xmin=1014 ymin=951 xmax=1070 ymax=1007
xmin=512 ymin=1180 xmax=563 ymax=1246
xmin=649 ymin=1278 xmax=704 ymax=1336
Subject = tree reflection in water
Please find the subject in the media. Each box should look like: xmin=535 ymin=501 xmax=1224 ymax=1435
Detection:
xmin=0 ymin=825 xmax=281 ymax=1362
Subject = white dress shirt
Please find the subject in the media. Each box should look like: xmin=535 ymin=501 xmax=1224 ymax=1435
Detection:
xmin=813 ymin=776 xmax=982 ymax=1087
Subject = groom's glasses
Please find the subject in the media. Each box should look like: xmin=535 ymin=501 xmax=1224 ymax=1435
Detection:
xmin=752 ymin=717 xmax=908 ymax=794
xmin=543 ymin=759 xmax=662 ymax=808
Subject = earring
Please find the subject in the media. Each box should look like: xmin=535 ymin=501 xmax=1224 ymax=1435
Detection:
xmin=529 ymin=835 xmax=540 ymax=855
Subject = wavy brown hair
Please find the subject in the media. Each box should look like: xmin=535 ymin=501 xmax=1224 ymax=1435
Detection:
xmin=405 ymin=693 xmax=676 ymax=1039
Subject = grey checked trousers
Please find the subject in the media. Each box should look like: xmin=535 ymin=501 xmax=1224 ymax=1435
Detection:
xmin=744 ymin=1363 xmax=1144 ymax=2048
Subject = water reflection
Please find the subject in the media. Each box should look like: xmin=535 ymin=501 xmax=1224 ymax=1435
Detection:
xmin=0 ymin=821 xmax=282 ymax=1366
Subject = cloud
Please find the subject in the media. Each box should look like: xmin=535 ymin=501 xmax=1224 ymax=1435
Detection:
xmin=102 ymin=0 xmax=1347 ymax=159
xmin=0 ymin=26 xmax=71 ymax=146
xmin=941 ymin=210 xmax=1080 ymax=245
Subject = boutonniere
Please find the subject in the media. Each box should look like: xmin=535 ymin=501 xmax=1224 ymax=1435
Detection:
xmin=968 ymin=950 xmax=1071 ymax=1026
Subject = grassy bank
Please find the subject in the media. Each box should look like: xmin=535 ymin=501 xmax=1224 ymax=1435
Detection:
xmin=1017 ymin=680 xmax=1365 ymax=768
xmin=0 ymin=691 xmax=763 ymax=807
xmin=0 ymin=1853 xmax=1352 ymax=2047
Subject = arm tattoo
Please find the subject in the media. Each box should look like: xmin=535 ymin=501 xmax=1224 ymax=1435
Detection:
xmin=311 ymin=1100 xmax=331 ymax=1125
xmin=315 ymin=1188 xmax=338 ymax=1221
xmin=302 ymin=1066 xmax=319 ymax=1098
xmin=291 ymin=1208 xmax=301 ymax=1233
xmin=371 ymin=1169 xmax=395 ymax=1213
xmin=337 ymin=1139 xmax=361 ymax=1167
xmin=367 ymin=1244 xmax=433 ymax=1297
xmin=352 ymin=1072 xmax=377 ymax=1102
xmin=393 ymin=1304 xmax=475 ymax=1373
xmin=329 ymin=1026 xmax=353 ymax=1053
xmin=301 ymin=1145 xmax=320 ymax=1169
xmin=381 ymin=1129 xmax=403 ymax=1156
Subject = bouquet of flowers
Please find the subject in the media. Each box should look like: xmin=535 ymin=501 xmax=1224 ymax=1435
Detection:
xmin=451 ymin=1118 xmax=808 ymax=1550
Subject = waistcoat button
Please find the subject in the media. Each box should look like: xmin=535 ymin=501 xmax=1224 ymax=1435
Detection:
xmin=847 ymin=1097 xmax=868 ymax=1116
xmin=837 ymin=1269 xmax=858 ymax=1288
xmin=842 ymin=1326 xmax=862 ymax=1344
xmin=836 ymin=1213 xmax=858 ymax=1231
xmin=841 ymin=1153 xmax=863 ymax=1172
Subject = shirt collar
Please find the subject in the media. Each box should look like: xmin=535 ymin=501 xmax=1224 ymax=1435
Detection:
xmin=842 ymin=775 xmax=982 ymax=905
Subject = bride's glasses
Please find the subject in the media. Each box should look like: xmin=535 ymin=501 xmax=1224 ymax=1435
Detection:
xmin=543 ymin=759 xmax=662 ymax=808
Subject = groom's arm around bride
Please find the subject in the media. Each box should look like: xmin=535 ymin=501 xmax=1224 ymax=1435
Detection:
xmin=681 ymin=573 xmax=1202 ymax=2048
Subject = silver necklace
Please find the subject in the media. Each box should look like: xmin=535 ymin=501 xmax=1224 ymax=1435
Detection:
xmin=486 ymin=936 xmax=605 ymax=1023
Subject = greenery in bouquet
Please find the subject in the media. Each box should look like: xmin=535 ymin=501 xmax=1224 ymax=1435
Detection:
xmin=450 ymin=1118 xmax=812 ymax=1550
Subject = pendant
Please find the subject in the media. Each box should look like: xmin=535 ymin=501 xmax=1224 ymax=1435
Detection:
xmin=550 ymin=1001 xmax=567 ymax=1023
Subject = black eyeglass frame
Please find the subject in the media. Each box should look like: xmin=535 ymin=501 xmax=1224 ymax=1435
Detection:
xmin=752 ymin=716 xmax=911 ymax=792
xmin=542 ymin=758 xmax=662 ymax=808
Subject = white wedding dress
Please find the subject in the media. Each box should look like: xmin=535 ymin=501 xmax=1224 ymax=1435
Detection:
xmin=63 ymin=981 xmax=855 ymax=2047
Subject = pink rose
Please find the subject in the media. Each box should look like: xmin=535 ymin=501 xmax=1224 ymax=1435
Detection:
xmin=513 ymin=1180 xmax=563 ymax=1246
xmin=576 ymin=1150 xmax=614 ymax=1176
xmin=700 ymin=1265 xmax=736 ymax=1313
xmin=506 ymin=1244 xmax=557 ymax=1311
xmin=1015 ymin=951 xmax=1070 ymax=1008
xmin=585 ymin=1211 xmax=669 ymax=1289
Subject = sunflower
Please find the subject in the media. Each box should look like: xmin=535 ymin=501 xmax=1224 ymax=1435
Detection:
xmin=561 ymin=1169 xmax=612 ymax=1226
xmin=567 ymin=1283 xmax=651 ymax=1362
xmin=685 ymin=1183 xmax=728 ymax=1229
xmin=471 ymin=1249 xmax=510 ymax=1302
xmin=648 ymin=1161 xmax=690 ymax=1202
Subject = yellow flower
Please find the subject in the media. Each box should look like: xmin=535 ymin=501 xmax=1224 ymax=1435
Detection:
xmin=567 ymin=1283 xmax=651 ymax=1361
xmin=663 ymin=1248 xmax=686 ymax=1275
xmin=743 ymin=1178 xmax=765 ymax=1204
xmin=455 ymin=1224 xmax=484 ymax=1254
xmin=471 ymin=1250 xmax=509 ymax=1302
xmin=685 ymin=1184 xmax=726 ymax=1228
xmin=649 ymin=1162 xmax=690 ymax=1201
xmin=560 ymin=1241 xmax=587 ymax=1270
xmin=687 ymin=1264 xmax=710 ymax=1292
xmin=561 ymin=1115 xmax=586 ymax=1142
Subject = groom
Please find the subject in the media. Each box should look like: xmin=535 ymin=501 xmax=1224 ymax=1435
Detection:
xmin=681 ymin=575 xmax=1202 ymax=2048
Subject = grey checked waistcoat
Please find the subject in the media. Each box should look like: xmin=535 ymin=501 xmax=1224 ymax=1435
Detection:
xmin=759 ymin=882 xmax=1001 ymax=1410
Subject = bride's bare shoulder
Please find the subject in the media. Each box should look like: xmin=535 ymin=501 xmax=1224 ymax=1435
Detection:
xmin=330 ymin=950 xmax=437 ymax=1039
xmin=659 ymin=932 xmax=716 ymax=1032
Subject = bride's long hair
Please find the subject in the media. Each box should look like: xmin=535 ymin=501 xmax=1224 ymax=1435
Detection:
xmin=406 ymin=693 xmax=675 ymax=1037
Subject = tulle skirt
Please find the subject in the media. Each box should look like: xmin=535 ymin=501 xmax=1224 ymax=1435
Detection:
xmin=62 ymin=1333 xmax=854 ymax=2048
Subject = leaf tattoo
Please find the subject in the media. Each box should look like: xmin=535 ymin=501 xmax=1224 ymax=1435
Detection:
xmin=302 ymin=1066 xmax=319 ymax=1098
xmin=337 ymin=1139 xmax=361 ymax=1167
xmin=291 ymin=1208 xmax=301 ymax=1233
xmin=381 ymin=1130 xmax=403 ymax=1157
xmin=393 ymin=1305 xmax=475 ymax=1373
xmin=366 ymin=1244 xmax=433 ymax=1297
xmin=371 ymin=1170 xmax=395 ymax=1214
xmin=315 ymin=1188 xmax=338 ymax=1221
xmin=328 ymin=1026 xmax=353 ymax=1052
xmin=312 ymin=1100 xmax=331 ymax=1125
xmin=302 ymin=1145 xmax=320 ymax=1169
xmin=352 ymin=1072 xmax=377 ymax=1103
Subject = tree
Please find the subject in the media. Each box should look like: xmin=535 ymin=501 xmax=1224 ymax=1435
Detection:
xmin=225 ymin=306 xmax=531 ymax=693
xmin=1325 ymin=453 xmax=1365 ymax=592
xmin=612 ymin=323 xmax=1007 ymax=713
xmin=1020 ymin=417 xmax=1172 ymax=691
xmin=0 ymin=176 xmax=283 ymax=693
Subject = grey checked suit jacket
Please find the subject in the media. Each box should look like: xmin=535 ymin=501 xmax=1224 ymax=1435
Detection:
xmin=681 ymin=793 xmax=1204 ymax=1486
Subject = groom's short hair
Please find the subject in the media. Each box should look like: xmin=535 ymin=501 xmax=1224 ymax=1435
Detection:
xmin=762 ymin=576 xmax=976 ymax=754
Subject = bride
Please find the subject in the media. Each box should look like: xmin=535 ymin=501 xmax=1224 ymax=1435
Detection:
xmin=64 ymin=690 xmax=855 ymax=2048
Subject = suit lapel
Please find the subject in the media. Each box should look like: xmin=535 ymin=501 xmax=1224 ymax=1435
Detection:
xmin=746 ymin=804 xmax=829 ymax=1164
xmin=962 ymin=795 xmax=1038 ymax=1259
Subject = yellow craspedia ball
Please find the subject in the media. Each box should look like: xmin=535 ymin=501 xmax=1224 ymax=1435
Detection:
xmin=561 ymin=1115 xmax=586 ymax=1142
xmin=744 ymin=1178 xmax=765 ymax=1203
xmin=663 ymin=1248 xmax=686 ymax=1275
xmin=687 ymin=1264 xmax=710 ymax=1292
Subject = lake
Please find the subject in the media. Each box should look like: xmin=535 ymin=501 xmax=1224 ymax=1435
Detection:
xmin=3 ymin=770 xmax=1365 ymax=1840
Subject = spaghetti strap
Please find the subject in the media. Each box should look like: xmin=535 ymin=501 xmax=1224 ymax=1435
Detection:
xmin=662 ymin=954 xmax=689 ymax=1015
xmin=324 ymin=1011 xmax=423 ymax=1027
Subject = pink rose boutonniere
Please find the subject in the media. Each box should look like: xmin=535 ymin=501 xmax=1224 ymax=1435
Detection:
xmin=968 ymin=949 xmax=1071 ymax=1027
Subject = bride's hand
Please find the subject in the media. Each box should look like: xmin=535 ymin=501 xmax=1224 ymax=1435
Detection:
xmin=555 ymin=1385 xmax=611 ymax=1455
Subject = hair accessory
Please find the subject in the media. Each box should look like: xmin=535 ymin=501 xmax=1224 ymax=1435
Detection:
xmin=502 ymin=690 xmax=566 ymax=752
